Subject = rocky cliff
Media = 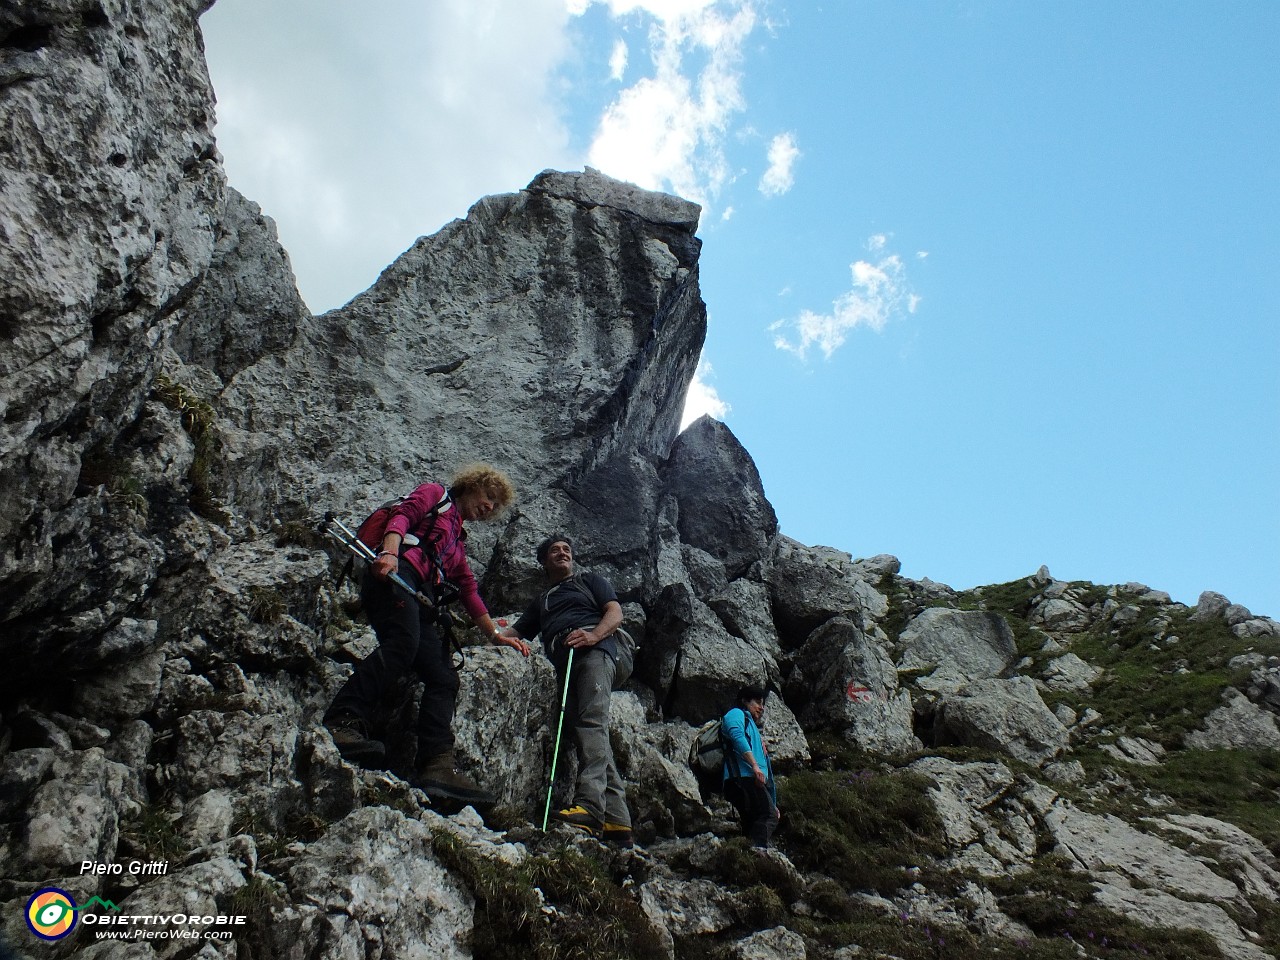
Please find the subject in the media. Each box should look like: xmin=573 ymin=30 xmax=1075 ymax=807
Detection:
xmin=2 ymin=4 xmax=1279 ymax=960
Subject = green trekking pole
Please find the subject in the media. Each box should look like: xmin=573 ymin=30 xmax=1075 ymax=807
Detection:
xmin=542 ymin=647 xmax=575 ymax=831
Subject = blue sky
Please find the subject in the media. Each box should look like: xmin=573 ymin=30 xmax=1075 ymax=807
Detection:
xmin=201 ymin=1 xmax=1279 ymax=617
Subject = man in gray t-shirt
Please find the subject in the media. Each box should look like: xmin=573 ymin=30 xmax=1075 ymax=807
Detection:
xmin=502 ymin=535 xmax=633 ymax=846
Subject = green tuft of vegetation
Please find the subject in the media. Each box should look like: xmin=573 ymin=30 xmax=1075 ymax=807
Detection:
xmin=778 ymin=762 xmax=946 ymax=895
xmin=276 ymin=520 xmax=327 ymax=549
xmin=698 ymin=836 xmax=805 ymax=904
xmin=432 ymin=833 xmax=667 ymax=960
xmin=119 ymin=804 xmax=188 ymax=864
xmin=232 ymin=806 xmax=330 ymax=866
xmin=229 ymin=874 xmax=285 ymax=918
xmin=79 ymin=446 xmax=151 ymax=519
xmin=247 ymin=585 xmax=287 ymax=625
xmin=153 ymin=371 xmax=227 ymax=525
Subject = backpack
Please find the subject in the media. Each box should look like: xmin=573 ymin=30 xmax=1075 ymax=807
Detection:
xmin=335 ymin=489 xmax=452 ymax=594
xmin=688 ymin=712 xmax=750 ymax=795
xmin=356 ymin=489 xmax=451 ymax=553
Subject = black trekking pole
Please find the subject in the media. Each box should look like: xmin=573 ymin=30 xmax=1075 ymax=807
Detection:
xmin=542 ymin=647 xmax=575 ymax=831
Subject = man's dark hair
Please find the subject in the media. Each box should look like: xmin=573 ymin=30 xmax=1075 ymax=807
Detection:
xmin=536 ymin=534 xmax=573 ymax=565
xmin=736 ymin=686 xmax=767 ymax=707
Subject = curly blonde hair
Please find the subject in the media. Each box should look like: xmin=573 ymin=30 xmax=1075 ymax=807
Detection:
xmin=451 ymin=463 xmax=515 ymax=513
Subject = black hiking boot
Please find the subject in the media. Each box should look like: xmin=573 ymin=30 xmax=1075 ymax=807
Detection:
xmin=325 ymin=713 xmax=386 ymax=767
xmin=412 ymin=751 xmax=496 ymax=808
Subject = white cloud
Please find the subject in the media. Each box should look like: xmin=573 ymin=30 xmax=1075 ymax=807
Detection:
xmin=200 ymin=0 xmax=767 ymax=311
xmin=759 ymin=132 xmax=799 ymax=196
xmin=681 ymin=357 xmax=730 ymax=429
xmin=772 ymin=237 xmax=919 ymax=360
xmin=201 ymin=0 xmax=577 ymax=312
xmin=581 ymin=0 xmax=758 ymax=206
xmin=609 ymin=39 xmax=629 ymax=80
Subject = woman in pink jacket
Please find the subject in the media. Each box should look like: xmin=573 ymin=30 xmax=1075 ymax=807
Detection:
xmin=324 ymin=464 xmax=529 ymax=805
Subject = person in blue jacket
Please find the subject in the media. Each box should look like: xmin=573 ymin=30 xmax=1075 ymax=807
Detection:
xmin=721 ymin=686 xmax=780 ymax=848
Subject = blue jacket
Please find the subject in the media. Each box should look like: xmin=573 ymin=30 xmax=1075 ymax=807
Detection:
xmin=721 ymin=707 xmax=776 ymax=806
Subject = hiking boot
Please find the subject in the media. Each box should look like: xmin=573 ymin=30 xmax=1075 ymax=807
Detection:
xmin=325 ymin=713 xmax=386 ymax=767
xmin=413 ymin=752 xmax=496 ymax=807
xmin=551 ymin=805 xmax=603 ymax=836
xmin=602 ymin=822 xmax=634 ymax=848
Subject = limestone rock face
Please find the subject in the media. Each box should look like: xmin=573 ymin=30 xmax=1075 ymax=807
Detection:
xmin=169 ymin=187 xmax=307 ymax=381
xmin=212 ymin=166 xmax=705 ymax=537
xmin=937 ymin=676 xmax=1070 ymax=766
xmin=0 ymin=0 xmax=223 ymax=695
xmin=0 ymin=0 xmax=224 ymax=706
xmin=280 ymin=807 xmax=475 ymax=960
xmin=766 ymin=537 xmax=888 ymax=644
xmin=787 ymin=617 xmax=919 ymax=754
xmin=1186 ymin=687 xmax=1280 ymax=751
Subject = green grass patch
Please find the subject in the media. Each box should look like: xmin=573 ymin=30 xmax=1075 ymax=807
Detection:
xmin=247 ymin=585 xmax=287 ymax=624
xmin=432 ymin=833 xmax=667 ymax=960
xmin=1074 ymin=747 xmax=1280 ymax=855
xmin=1062 ymin=608 xmax=1276 ymax=747
xmin=958 ymin=580 xmax=1277 ymax=749
xmin=958 ymin=577 xmax=1043 ymax=619
xmin=118 ymin=804 xmax=188 ymax=864
xmin=777 ymin=763 xmax=946 ymax=895
xmin=153 ymin=371 xmax=227 ymax=525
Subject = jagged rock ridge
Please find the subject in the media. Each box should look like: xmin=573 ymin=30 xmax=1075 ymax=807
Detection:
xmin=2 ymin=4 xmax=1280 ymax=960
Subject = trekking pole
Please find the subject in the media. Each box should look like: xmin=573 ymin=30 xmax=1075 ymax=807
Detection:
xmin=320 ymin=512 xmax=429 ymax=605
xmin=541 ymin=647 xmax=575 ymax=831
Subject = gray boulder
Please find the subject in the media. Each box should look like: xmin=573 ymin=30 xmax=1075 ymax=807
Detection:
xmin=788 ymin=618 xmax=919 ymax=755
xmin=897 ymin=608 xmax=1018 ymax=692
xmin=452 ymin=648 xmax=558 ymax=810
xmin=1191 ymin=590 xmax=1232 ymax=622
xmin=937 ymin=676 xmax=1069 ymax=765
xmin=19 ymin=747 xmax=131 ymax=876
xmin=766 ymin=537 xmax=888 ymax=645
xmin=731 ymin=925 xmax=808 ymax=960
xmin=1028 ymin=596 xmax=1091 ymax=632
xmin=1186 ymin=687 xmax=1280 ymax=751
xmin=277 ymin=806 xmax=475 ymax=960
xmin=1039 ymin=652 xmax=1102 ymax=693
xmin=662 ymin=416 xmax=778 ymax=579
xmin=707 ymin=578 xmax=783 ymax=667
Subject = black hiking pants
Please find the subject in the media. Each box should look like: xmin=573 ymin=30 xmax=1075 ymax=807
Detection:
xmin=327 ymin=561 xmax=459 ymax=763
xmin=725 ymin=776 xmax=780 ymax=848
